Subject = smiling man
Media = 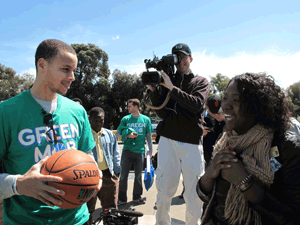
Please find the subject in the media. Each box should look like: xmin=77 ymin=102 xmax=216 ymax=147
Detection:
xmin=146 ymin=43 xmax=210 ymax=225
xmin=0 ymin=39 xmax=98 ymax=225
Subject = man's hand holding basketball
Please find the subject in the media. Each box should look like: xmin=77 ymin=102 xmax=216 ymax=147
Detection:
xmin=16 ymin=157 xmax=65 ymax=207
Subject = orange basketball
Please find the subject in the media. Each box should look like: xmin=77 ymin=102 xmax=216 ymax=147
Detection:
xmin=40 ymin=149 xmax=101 ymax=209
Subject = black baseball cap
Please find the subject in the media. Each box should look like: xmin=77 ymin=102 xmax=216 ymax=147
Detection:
xmin=206 ymin=95 xmax=222 ymax=114
xmin=172 ymin=43 xmax=191 ymax=56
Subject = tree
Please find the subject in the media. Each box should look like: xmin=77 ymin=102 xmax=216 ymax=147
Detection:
xmin=286 ymin=81 xmax=300 ymax=118
xmin=20 ymin=73 xmax=35 ymax=92
xmin=110 ymin=69 xmax=147 ymax=128
xmin=66 ymin=43 xmax=111 ymax=121
xmin=209 ymin=73 xmax=230 ymax=97
xmin=65 ymin=43 xmax=153 ymax=129
xmin=0 ymin=63 xmax=34 ymax=101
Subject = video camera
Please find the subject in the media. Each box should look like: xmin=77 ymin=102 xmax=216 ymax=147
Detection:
xmin=94 ymin=207 xmax=143 ymax=225
xmin=141 ymin=54 xmax=180 ymax=85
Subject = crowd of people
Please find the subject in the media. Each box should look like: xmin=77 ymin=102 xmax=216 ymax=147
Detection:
xmin=0 ymin=38 xmax=300 ymax=225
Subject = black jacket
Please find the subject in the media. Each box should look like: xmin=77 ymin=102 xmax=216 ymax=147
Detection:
xmin=150 ymin=72 xmax=210 ymax=144
xmin=203 ymin=115 xmax=226 ymax=164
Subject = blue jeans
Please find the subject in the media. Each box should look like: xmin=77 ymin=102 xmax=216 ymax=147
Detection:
xmin=118 ymin=150 xmax=144 ymax=202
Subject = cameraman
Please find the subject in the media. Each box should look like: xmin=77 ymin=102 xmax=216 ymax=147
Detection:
xmin=146 ymin=43 xmax=210 ymax=225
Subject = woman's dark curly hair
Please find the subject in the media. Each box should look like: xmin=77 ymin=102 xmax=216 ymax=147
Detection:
xmin=228 ymin=73 xmax=291 ymax=134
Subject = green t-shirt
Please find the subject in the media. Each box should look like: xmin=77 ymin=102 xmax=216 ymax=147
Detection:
xmin=117 ymin=114 xmax=152 ymax=153
xmin=0 ymin=90 xmax=96 ymax=225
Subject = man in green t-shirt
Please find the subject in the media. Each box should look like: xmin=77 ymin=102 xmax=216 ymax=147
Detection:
xmin=0 ymin=39 xmax=101 ymax=225
xmin=117 ymin=99 xmax=153 ymax=204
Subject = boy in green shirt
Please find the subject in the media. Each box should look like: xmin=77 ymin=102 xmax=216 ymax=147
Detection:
xmin=0 ymin=39 xmax=100 ymax=225
xmin=117 ymin=99 xmax=153 ymax=204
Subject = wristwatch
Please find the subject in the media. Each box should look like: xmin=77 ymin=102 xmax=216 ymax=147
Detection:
xmin=237 ymin=175 xmax=254 ymax=192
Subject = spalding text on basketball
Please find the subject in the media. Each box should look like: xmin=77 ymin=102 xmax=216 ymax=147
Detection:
xmin=73 ymin=170 xmax=99 ymax=180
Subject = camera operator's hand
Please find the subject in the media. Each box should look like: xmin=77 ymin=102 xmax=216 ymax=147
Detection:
xmin=146 ymin=85 xmax=156 ymax=92
xmin=159 ymin=71 xmax=174 ymax=91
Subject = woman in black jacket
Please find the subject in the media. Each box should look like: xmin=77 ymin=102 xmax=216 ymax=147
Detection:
xmin=197 ymin=73 xmax=300 ymax=224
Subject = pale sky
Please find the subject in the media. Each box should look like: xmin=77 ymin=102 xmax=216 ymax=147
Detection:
xmin=1 ymin=0 xmax=300 ymax=89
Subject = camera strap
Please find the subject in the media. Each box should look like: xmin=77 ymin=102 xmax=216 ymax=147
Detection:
xmin=143 ymin=89 xmax=172 ymax=110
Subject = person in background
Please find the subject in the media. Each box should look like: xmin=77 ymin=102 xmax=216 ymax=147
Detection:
xmin=86 ymin=107 xmax=121 ymax=225
xmin=117 ymin=99 xmax=153 ymax=204
xmin=203 ymin=95 xmax=226 ymax=165
xmin=146 ymin=43 xmax=210 ymax=225
xmin=197 ymin=73 xmax=300 ymax=224
xmin=284 ymin=98 xmax=300 ymax=136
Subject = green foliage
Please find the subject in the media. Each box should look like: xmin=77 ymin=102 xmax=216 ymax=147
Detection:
xmin=66 ymin=43 xmax=111 ymax=123
xmin=209 ymin=73 xmax=230 ymax=97
xmin=20 ymin=73 xmax=35 ymax=92
xmin=66 ymin=43 xmax=147 ymax=129
xmin=110 ymin=69 xmax=147 ymax=128
xmin=0 ymin=63 xmax=34 ymax=101
xmin=286 ymin=81 xmax=300 ymax=117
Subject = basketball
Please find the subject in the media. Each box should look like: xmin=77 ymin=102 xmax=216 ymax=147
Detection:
xmin=40 ymin=149 xmax=101 ymax=209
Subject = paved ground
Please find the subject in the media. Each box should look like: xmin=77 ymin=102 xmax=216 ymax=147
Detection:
xmin=90 ymin=142 xmax=203 ymax=224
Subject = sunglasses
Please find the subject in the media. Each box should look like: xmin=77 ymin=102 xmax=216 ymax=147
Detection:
xmin=43 ymin=113 xmax=57 ymax=145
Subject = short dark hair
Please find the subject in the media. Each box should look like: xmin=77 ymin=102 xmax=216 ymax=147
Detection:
xmin=72 ymin=98 xmax=82 ymax=105
xmin=35 ymin=39 xmax=76 ymax=71
xmin=228 ymin=73 xmax=290 ymax=134
xmin=128 ymin=99 xmax=140 ymax=108
xmin=89 ymin=107 xmax=105 ymax=117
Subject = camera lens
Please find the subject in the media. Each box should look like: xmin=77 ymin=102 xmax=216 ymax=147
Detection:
xmin=142 ymin=71 xmax=163 ymax=85
xmin=173 ymin=54 xmax=179 ymax=64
